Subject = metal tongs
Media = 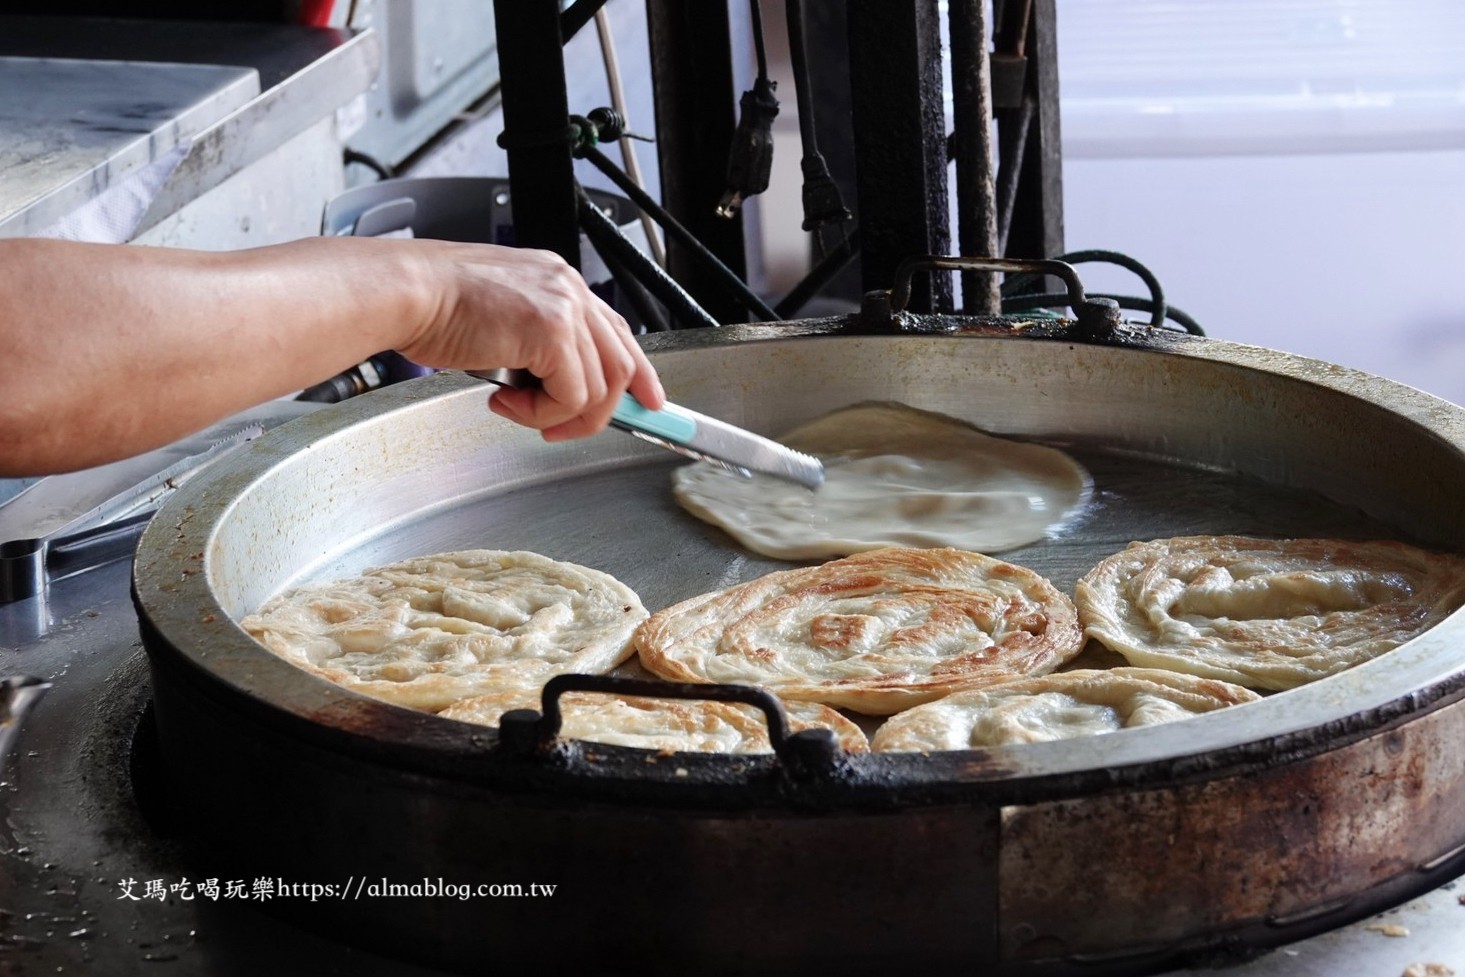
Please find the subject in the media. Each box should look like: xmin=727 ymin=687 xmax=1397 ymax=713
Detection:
xmin=468 ymin=369 xmax=824 ymax=489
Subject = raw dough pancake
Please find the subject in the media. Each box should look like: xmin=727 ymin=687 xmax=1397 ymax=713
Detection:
xmin=672 ymin=401 xmax=1090 ymax=560
xmin=1075 ymin=536 xmax=1465 ymax=691
xmin=241 ymin=550 xmax=647 ymax=711
xmin=635 ymin=546 xmax=1084 ymax=715
xmin=871 ymin=667 xmax=1259 ymax=752
xmin=441 ymin=689 xmax=868 ymax=754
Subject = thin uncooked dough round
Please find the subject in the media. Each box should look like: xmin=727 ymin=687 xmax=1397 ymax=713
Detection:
xmin=241 ymin=550 xmax=647 ymax=711
xmin=1075 ymin=536 xmax=1465 ymax=691
xmin=871 ymin=667 xmax=1260 ymax=752
xmin=440 ymin=689 xmax=869 ymax=754
xmin=672 ymin=401 xmax=1090 ymax=560
xmin=635 ymin=546 xmax=1084 ymax=715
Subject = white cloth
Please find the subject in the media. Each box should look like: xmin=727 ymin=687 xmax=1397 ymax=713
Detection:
xmin=37 ymin=142 xmax=191 ymax=244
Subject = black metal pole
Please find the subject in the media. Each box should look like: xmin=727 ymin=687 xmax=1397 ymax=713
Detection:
xmin=804 ymin=0 xmax=861 ymax=303
xmin=577 ymin=188 xmax=721 ymax=331
xmin=493 ymin=0 xmax=580 ymax=267
xmin=559 ymin=0 xmax=611 ymax=44
xmin=580 ymin=145 xmax=780 ymax=322
xmin=846 ymin=3 xmax=952 ymax=311
xmin=598 ymin=242 xmax=671 ymax=333
xmin=997 ymin=0 xmax=1064 ymax=262
xmin=948 ymin=0 xmax=1001 ymax=314
xmin=646 ymin=0 xmax=748 ymax=323
xmin=774 ymin=228 xmax=861 ymax=319
xmin=995 ymin=94 xmax=1034 ymax=255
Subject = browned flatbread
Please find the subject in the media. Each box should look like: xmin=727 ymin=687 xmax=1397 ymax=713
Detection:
xmin=241 ymin=550 xmax=646 ymax=711
xmin=1075 ymin=536 xmax=1465 ymax=691
xmin=441 ymin=689 xmax=868 ymax=754
xmin=871 ymin=667 xmax=1260 ymax=752
xmin=635 ymin=546 xmax=1084 ymax=715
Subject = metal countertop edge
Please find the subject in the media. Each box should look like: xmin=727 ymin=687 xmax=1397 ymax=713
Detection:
xmin=134 ymin=25 xmax=381 ymax=234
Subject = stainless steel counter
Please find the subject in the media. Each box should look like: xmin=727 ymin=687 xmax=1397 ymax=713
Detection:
xmin=0 ymin=15 xmax=379 ymax=241
xmin=0 ymin=57 xmax=258 ymax=238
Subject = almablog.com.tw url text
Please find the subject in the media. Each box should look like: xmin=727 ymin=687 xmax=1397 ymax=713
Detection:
xmin=118 ymin=877 xmax=557 ymax=903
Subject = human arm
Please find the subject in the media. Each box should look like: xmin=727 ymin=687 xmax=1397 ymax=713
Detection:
xmin=0 ymin=236 xmax=664 ymax=476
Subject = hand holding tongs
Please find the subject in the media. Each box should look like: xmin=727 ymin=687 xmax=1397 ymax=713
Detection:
xmin=467 ymin=369 xmax=824 ymax=489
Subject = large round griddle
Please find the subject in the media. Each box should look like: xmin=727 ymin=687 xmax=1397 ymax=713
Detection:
xmin=133 ymin=319 xmax=1465 ymax=975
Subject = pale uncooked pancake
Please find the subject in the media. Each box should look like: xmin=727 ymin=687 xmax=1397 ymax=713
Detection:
xmin=671 ymin=401 xmax=1090 ymax=560
xmin=440 ymin=688 xmax=869 ymax=754
xmin=241 ymin=550 xmax=646 ymax=711
xmin=870 ymin=667 xmax=1260 ymax=752
xmin=635 ymin=546 xmax=1084 ymax=715
xmin=1075 ymin=536 xmax=1465 ymax=691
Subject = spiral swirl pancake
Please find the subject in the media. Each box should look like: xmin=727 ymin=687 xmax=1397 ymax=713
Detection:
xmin=1075 ymin=536 xmax=1465 ymax=691
xmin=241 ymin=550 xmax=646 ymax=712
xmin=871 ymin=667 xmax=1260 ymax=752
xmin=441 ymin=689 xmax=868 ymax=754
xmin=635 ymin=547 xmax=1084 ymax=715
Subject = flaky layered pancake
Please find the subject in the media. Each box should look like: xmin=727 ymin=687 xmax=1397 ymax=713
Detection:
xmin=1075 ymin=536 xmax=1465 ymax=691
xmin=241 ymin=550 xmax=646 ymax=711
xmin=672 ymin=402 xmax=1090 ymax=560
xmin=635 ymin=546 xmax=1084 ymax=715
xmin=871 ymin=667 xmax=1259 ymax=752
xmin=441 ymin=689 xmax=868 ymax=754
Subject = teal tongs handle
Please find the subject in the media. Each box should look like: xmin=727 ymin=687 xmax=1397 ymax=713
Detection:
xmin=465 ymin=367 xmax=823 ymax=487
xmin=610 ymin=393 xmax=697 ymax=444
xmin=468 ymin=368 xmax=696 ymax=444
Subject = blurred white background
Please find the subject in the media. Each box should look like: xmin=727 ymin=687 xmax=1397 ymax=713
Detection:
xmin=1058 ymin=0 xmax=1465 ymax=406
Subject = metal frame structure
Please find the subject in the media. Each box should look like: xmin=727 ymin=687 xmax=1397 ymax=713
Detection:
xmin=489 ymin=0 xmax=1064 ymax=320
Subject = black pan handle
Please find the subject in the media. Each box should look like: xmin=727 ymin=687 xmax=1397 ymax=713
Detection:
xmin=496 ymin=673 xmax=845 ymax=776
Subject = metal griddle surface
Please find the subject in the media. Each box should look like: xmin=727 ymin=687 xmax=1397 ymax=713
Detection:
xmin=291 ymin=446 xmax=1403 ymax=627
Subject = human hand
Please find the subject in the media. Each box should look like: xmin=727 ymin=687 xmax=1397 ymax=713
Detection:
xmin=393 ymin=241 xmax=664 ymax=439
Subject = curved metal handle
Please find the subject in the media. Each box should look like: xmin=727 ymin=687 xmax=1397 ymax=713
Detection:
xmin=496 ymin=673 xmax=844 ymax=775
xmin=866 ymin=254 xmax=1122 ymax=337
xmin=545 ymin=672 xmax=794 ymax=742
xmin=888 ymin=255 xmax=1090 ymax=315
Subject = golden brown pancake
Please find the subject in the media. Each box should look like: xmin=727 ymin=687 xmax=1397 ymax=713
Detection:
xmin=1075 ymin=536 xmax=1465 ymax=691
xmin=241 ymin=550 xmax=646 ymax=711
xmin=871 ymin=667 xmax=1259 ymax=751
xmin=636 ymin=546 xmax=1084 ymax=715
